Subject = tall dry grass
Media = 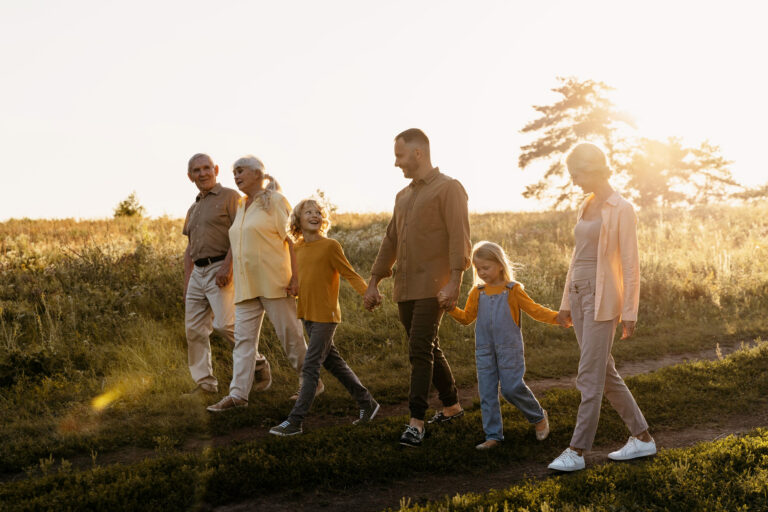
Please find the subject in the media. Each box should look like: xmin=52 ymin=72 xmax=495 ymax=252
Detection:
xmin=1 ymin=206 xmax=767 ymax=472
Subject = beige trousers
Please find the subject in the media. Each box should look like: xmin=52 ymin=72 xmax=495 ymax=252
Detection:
xmin=184 ymin=261 xmax=235 ymax=389
xmin=229 ymin=296 xmax=307 ymax=401
xmin=569 ymin=278 xmax=648 ymax=451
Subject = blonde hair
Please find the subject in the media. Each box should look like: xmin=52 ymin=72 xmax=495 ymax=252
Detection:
xmin=471 ymin=241 xmax=515 ymax=286
xmin=565 ymin=142 xmax=612 ymax=179
xmin=289 ymin=198 xmax=331 ymax=241
xmin=232 ymin=155 xmax=282 ymax=211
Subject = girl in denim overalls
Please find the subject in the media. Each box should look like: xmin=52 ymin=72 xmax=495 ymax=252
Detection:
xmin=446 ymin=241 xmax=561 ymax=450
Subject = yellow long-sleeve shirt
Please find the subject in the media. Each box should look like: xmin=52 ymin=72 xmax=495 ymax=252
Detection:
xmin=449 ymin=283 xmax=559 ymax=327
xmin=295 ymin=237 xmax=368 ymax=323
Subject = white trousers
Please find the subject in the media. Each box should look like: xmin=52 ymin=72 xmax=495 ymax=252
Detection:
xmin=230 ymin=296 xmax=307 ymax=401
xmin=184 ymin=261 xmax=235 ymax=389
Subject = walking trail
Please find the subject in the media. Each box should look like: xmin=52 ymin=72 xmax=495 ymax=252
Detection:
xmin=213 ymin=338 xmax=762 ymax=512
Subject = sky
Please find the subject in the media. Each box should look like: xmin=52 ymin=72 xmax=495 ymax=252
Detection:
xmin=1 ymin=0 xmax=766 ymax=220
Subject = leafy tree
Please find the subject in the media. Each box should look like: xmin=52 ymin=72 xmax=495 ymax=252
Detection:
xmin=519 ymin=77 xmax=635 ymax=207
xmin=520 ymin=77 xmax=743 ymax=208
xmin=733 ymin=182 xmax=768 ymax=201
xmin=113 ymin=192 xmax=146 ymax=218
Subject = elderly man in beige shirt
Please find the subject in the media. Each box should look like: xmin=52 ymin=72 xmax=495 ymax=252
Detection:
xmin=365 ymin=128 xmax=472 ymax=447
xmin=182 ymin=153 xmax=240 ymax=394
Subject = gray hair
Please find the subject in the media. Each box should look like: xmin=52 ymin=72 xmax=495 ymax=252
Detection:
xmin=188 ymin=153 xmax=213 ymax=172
xmin=233 ymin=155 xmax=281 ymax=211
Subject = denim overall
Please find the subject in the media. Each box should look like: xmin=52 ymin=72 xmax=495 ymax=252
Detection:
xmin=475 ymin=282 xmax=545 ymax=441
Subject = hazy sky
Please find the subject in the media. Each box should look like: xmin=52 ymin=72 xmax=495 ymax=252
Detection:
xmin=2 ymin=0 xmax=766 ymax=220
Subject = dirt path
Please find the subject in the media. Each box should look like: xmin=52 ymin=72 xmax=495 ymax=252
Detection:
xmin=205 ymin=338 xmax=755 ymax=512
xmin=194 ymin=337 xmax=748 ymax=448
xmin=216 ymin=389 xmax=768 ymax=512
xmin=2 ymin=338 xmax=749 ymax=486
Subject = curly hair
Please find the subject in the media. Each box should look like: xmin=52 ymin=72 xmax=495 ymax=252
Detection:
xmin=289 ymin=198 xmax=331 ymax=241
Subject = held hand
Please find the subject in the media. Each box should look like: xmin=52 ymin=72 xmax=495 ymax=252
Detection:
xmin=437 ymin=281 xmax=459 ymax=311
xmin=286 ymin=275 xmax=299 ymax=297
xmin=215 ymin=267 xmax=232 ymax=288
xmin=363 ymin=284 xmax=382 ymax=312
xmin=556 ymin=310 xmax=573 ymax=328
xmin=620 ymin=320 xmax=636 ymax=340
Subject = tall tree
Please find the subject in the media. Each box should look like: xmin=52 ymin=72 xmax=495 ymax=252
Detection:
xmin=520 ymin=77 xmax=742 ymax=208
xmin=518 ymin=77 xmax=634 ymax=207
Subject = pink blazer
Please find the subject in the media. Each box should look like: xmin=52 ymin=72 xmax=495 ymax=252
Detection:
xmin=560 ymin=191 xmax=640 ymax=322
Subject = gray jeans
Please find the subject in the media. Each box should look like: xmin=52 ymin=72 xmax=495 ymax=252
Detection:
xmin=287 ymin=321 xmax=373 ymax=425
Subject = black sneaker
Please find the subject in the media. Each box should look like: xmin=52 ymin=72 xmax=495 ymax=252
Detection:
xmin=269 ymin=420 xmax=303 ymax=436
xmin=427 ymin=409 xmax=465 ymax=424
xmin=353 ymin=399 xmax=380 ymax=425
xmin=399 ymin=425 xmax=424 ymax=447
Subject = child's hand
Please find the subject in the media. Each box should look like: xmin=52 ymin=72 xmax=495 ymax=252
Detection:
xmin=437 ymin=290 xmax=455 ymax=311
xmin=556 ymin=310 xmax=573 ymax=328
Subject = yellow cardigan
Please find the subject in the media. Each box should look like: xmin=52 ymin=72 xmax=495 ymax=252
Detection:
xmin=295 ymin=237 xmax=367 ymax=323
xmin=229 ymin=191 xmax=292 ymax=303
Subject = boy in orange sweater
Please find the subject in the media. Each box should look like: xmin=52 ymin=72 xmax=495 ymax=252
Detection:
xmin=269 ymin=198 xmax=379 ymax=436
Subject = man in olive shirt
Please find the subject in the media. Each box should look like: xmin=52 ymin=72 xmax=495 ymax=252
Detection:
xmin=183 ymin=153 xmax=241 ymax=394
xmin=364 ymin=129 xmax=472 ymax=447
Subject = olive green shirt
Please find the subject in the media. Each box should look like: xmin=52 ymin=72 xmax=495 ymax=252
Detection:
xmin=371 ymin=168 xmax=471 ymax=302
xmin=183 ymin=183 xmax=240 ymax=261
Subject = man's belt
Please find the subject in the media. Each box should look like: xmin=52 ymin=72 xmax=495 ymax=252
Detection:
xmin=194 ymin=254 xmax=227 ymax=267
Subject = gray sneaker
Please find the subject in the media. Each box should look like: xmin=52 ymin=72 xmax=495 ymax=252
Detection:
xmin=353 ymin=399 xmax=380 ymax=425
xmin=253 ymin=359 xmax=272 ymax=392
xmin=269 ymin=420 xmax=303 ymax=436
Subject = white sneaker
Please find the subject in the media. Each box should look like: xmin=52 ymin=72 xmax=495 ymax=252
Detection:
xmin=548 ymin=448 xmax=585 ymax=472
xmin=608 ymin=436 xmax=657 ymax=461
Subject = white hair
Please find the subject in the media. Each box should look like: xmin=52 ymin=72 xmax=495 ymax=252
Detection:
xmin=233 ymin=155 xmax=281 ymax=211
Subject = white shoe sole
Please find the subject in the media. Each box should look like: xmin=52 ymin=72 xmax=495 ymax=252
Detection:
xmin=547 ymin=462 xmax=585 ymax=471
xmin=608 ymin=447 xmax=657 ymax=461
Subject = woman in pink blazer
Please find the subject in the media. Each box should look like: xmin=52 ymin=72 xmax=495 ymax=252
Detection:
xmin=548 ymin=143 xmax=655 ymax=472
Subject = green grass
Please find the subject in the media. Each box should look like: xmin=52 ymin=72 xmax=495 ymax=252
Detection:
xmin=1 ymin=206 xmax=768 ymax=475
xmin=392 ymin=429 xmax=768 ymax=512
xmin=2 ymin=341 xmax=768 ymax=510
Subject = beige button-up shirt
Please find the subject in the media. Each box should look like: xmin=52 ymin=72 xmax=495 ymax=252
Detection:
xmin=560 ymin=191 xmax=641 ymax=322
xmin=182 ymin=183 xmax=240 ymax=261
xmin=371 ymin=168 xmax=471 ymax=302
xmin=229 ymin=191 xmax=293 ymax=303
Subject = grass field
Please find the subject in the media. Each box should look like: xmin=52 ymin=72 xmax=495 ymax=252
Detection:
xmin=1 ymin=206 xmax=767 ymax=509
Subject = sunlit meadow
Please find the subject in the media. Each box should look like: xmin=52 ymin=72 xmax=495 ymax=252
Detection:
xmin=1 ymin=206 xmax=767 ymax=481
